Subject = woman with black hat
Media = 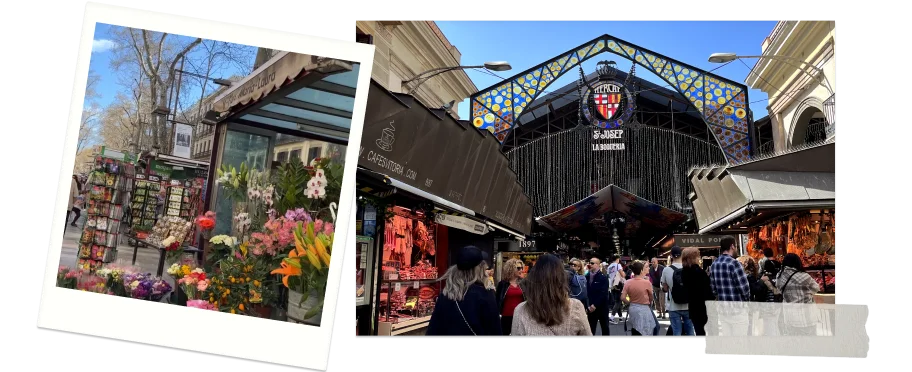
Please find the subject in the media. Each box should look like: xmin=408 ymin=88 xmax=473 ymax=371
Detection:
xmin=426 ymin=246 xmax=502 ymax=336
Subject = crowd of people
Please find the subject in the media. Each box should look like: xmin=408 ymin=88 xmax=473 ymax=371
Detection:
xmin=426 ymin=235 xmax=822 ymax=336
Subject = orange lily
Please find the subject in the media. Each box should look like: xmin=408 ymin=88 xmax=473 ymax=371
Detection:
xmin=270 ymin=260 xmax=301 ymax=288
xmin=294 ymin=222 xmax=322 ymax=270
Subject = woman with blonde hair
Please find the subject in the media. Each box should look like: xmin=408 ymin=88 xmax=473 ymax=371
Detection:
xmin=427 ymin=246 xmax=501 ymax=335
xmin=681 ymin=248 xmax=714 ymax=335
xmin=512 ymin=254 xmax=592 ymax=335
xmin=496 ymin=258 xmax=526 ymax=335
xmin=567 ymin=258 xmax=589 ymax=308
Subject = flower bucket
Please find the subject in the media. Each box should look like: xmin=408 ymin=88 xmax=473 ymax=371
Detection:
xmin=287 ymin=290 xmax=322 ymax=326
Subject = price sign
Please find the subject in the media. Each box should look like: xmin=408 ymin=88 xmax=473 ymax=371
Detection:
xmin=394 ymin=283 xmax=401 ymax=291
xmin=390 ymin=274 xmax=398 ymax=281
xmin=413 ymin=281 xmax=420 ymax=289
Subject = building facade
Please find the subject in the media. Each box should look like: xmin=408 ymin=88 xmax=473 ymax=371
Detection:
xmin=355 ymin=21 xmax=476 ymax=118
xmin=746 ymin=21 xmax=835 ymax=152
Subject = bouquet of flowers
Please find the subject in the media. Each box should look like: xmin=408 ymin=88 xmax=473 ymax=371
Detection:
xmin=57 ymin=266 xmax=78 ymax=289
xmin=187 ymin=299 xmax=218 ymax=311
xmin=271 ymin=219 xmax=334 ymax=319
xmin=195 ymin=211 xmax=216 ymax=232
xmin=150 ymin=278 xmax=172 ymax=302
xmin=76 ymin=273 xmax=109 ymax=294
xmin=177 ymin=268 xmax=211 ymax=300
xmin=205 ymin=234 xmax=239 ymax=271
xmin=162 ymin=235 xmax=183 ymax=264
xmin=123 ymin=273 xmax=152 ymax=300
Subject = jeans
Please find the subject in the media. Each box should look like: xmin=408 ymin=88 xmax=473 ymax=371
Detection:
xmin=587 ymin=308 xmax=611 ymax=335
xmin=669 ymin=310 xmax=695 ymax=335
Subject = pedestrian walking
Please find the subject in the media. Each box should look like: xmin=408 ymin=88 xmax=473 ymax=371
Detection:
xmin=649 ymin=257 xmax=666 ymax=319
xmin=584 ymin=257 xmax=611 ymax=335
xmin=496 ymin=258 xmax=526 ymax=335
xmin=67 ymin=175 xmax=82 ymax=227
xmin=681 ymin=247 xmax=714 ymax=335
xmin=621 ymin=260 xmax=657 ymax=336
xmin=427 ymin=246 xmax=502 ymax=336
xmin=661 ymin=246 xmax=694 ymax=335
xmin=512 ymin=254 xmax=593 ymax=336
xmin=606 ymin=255 xmax=624 ymax=323
xmin=568 ymin=258 xmax=589 ymax=308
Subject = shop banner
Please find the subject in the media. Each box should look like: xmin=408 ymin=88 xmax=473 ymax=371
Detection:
xmin=211 ymin=52 xmax=349 ymax=114
xmin=674 ymin=234 xmax=724 ymax=248
xmin=359 ymin=82 xmax=533 ymax=235
xmin=172 ymin=123 xmax=193 ymax=159
xmin=149 ymin=160 xmax=173 ymax=178
xmin=434 ymin=213 xmax=489 ymax=235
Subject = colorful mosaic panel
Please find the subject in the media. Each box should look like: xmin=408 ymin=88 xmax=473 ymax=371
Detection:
xmin=470 ymin=35 xmax=752 ymax=165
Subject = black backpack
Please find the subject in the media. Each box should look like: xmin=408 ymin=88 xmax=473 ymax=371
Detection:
xmin=669 ymin=266 xmax=688 ymax=304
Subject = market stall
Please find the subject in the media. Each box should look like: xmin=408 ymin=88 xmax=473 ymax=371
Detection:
xmin=688 ymin=142 xmax=835 ymax=300
xmin=374 ymin=206 xmax=440 ymax=336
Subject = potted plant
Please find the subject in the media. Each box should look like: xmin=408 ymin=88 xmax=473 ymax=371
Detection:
xmin=272 ymin=219 xmax=333 ymax=325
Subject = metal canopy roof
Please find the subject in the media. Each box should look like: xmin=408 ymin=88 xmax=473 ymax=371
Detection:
xmin=238 ymin=64 xmax=359 ymax=140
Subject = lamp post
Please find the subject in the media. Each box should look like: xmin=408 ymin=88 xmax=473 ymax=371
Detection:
xmin=707 ymin=53 xmax=833 ymax=96
xmin=404 ymin=61 xmax=511 ymax=95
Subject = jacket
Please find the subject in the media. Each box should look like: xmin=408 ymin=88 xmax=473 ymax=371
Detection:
xmin=511 ymin=299 xmax=593 ymax=336
xmin=682 ymin=264 xmax=714 ymax=324
xmin=585 ymin=271 xmax=610 ymax=311
xmin=496 ymin=279 xmax=526 ymax=314
xmin=567 ymin=270 xmax=589 ymax=307
xmin=427 ymin=283 xmax=502 ymax=336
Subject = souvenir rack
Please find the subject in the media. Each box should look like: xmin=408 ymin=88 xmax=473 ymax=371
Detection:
xmin=77 ymin=156 xmax=134 ymax=272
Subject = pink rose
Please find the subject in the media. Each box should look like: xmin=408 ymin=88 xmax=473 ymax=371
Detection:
xmin=197 ymin=280 xmax=209 ymax=292
xmin=323 ymin=222 xmax=334 ymax=236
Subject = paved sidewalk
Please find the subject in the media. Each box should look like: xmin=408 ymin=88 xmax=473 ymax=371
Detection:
xmin=58 ymin=220 xmax=180 ymax=283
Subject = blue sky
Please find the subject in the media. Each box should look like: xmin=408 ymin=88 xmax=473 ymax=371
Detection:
xmin=435 ymin=21 xmax=776 ymax=120
xmin=88 ymin=23 xmax=253 ymax=110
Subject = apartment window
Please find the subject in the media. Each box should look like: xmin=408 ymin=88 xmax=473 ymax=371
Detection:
xmin=277 ymin=151 xmax=288 ymax=163
xmin=307 ymin=146 xmax=322 ymax=165
xmin=290 ymin=149 xmax=302 ymax=163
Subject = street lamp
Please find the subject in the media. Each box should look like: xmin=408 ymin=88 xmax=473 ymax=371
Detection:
xmin=707 ymin=53 xmax=833 ymax=95
xmin=709 ymin=53 xmax=836 ymax=137
xmin=404 ymin=61 xmax=512 ymax=94
xmin=175 ymin=69 xmax=233 ymax=87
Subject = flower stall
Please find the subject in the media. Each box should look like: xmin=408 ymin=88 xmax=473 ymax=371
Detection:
xmin=56 ymin=155 xmax=343 ymax=327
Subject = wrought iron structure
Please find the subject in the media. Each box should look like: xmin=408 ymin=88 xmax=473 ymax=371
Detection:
xmin=471 ymin=34 xmax=753 ymax=164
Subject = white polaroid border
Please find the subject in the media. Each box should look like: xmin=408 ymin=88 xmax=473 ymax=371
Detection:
xmin=37 ymin=3 xmax=374 ymax=370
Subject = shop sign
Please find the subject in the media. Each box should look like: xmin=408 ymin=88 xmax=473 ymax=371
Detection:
xmin=150 ymin=160 xmax=173 ymax=177
xmin=674 ymin=234 xmax=724 ymax=248
xmin=518 ymin=239 xmax=536 ymax=250
xmin=580 ymin=61 xmax=636 ymax=151
xmin=212 ymin=53 xmax=338 ymax=114
xmin=434 ymin=213 xmax=489 ymax=235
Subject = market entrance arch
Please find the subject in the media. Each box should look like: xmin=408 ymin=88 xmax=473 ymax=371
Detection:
xmin=470 ymin=34 xmax=754 ymax=165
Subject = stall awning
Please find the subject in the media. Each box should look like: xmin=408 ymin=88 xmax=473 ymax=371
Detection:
xmin=356 ymin=167 xmax=476 ymax=216
xmin=689 ymin=142 xmax=835 ymax=234
xmin=210 ymin=51 xmax=359 ymax=143
xmin=358 ymin=80 xmax=533 ymax=235
xmin=537 ymin=184 xmax=688 ymax=233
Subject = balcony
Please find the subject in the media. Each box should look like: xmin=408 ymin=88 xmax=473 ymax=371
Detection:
xmin=193 ymin=150 xmax=212 ymax=161
xmin=823 ymin=93 xmax=835 ymax=140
